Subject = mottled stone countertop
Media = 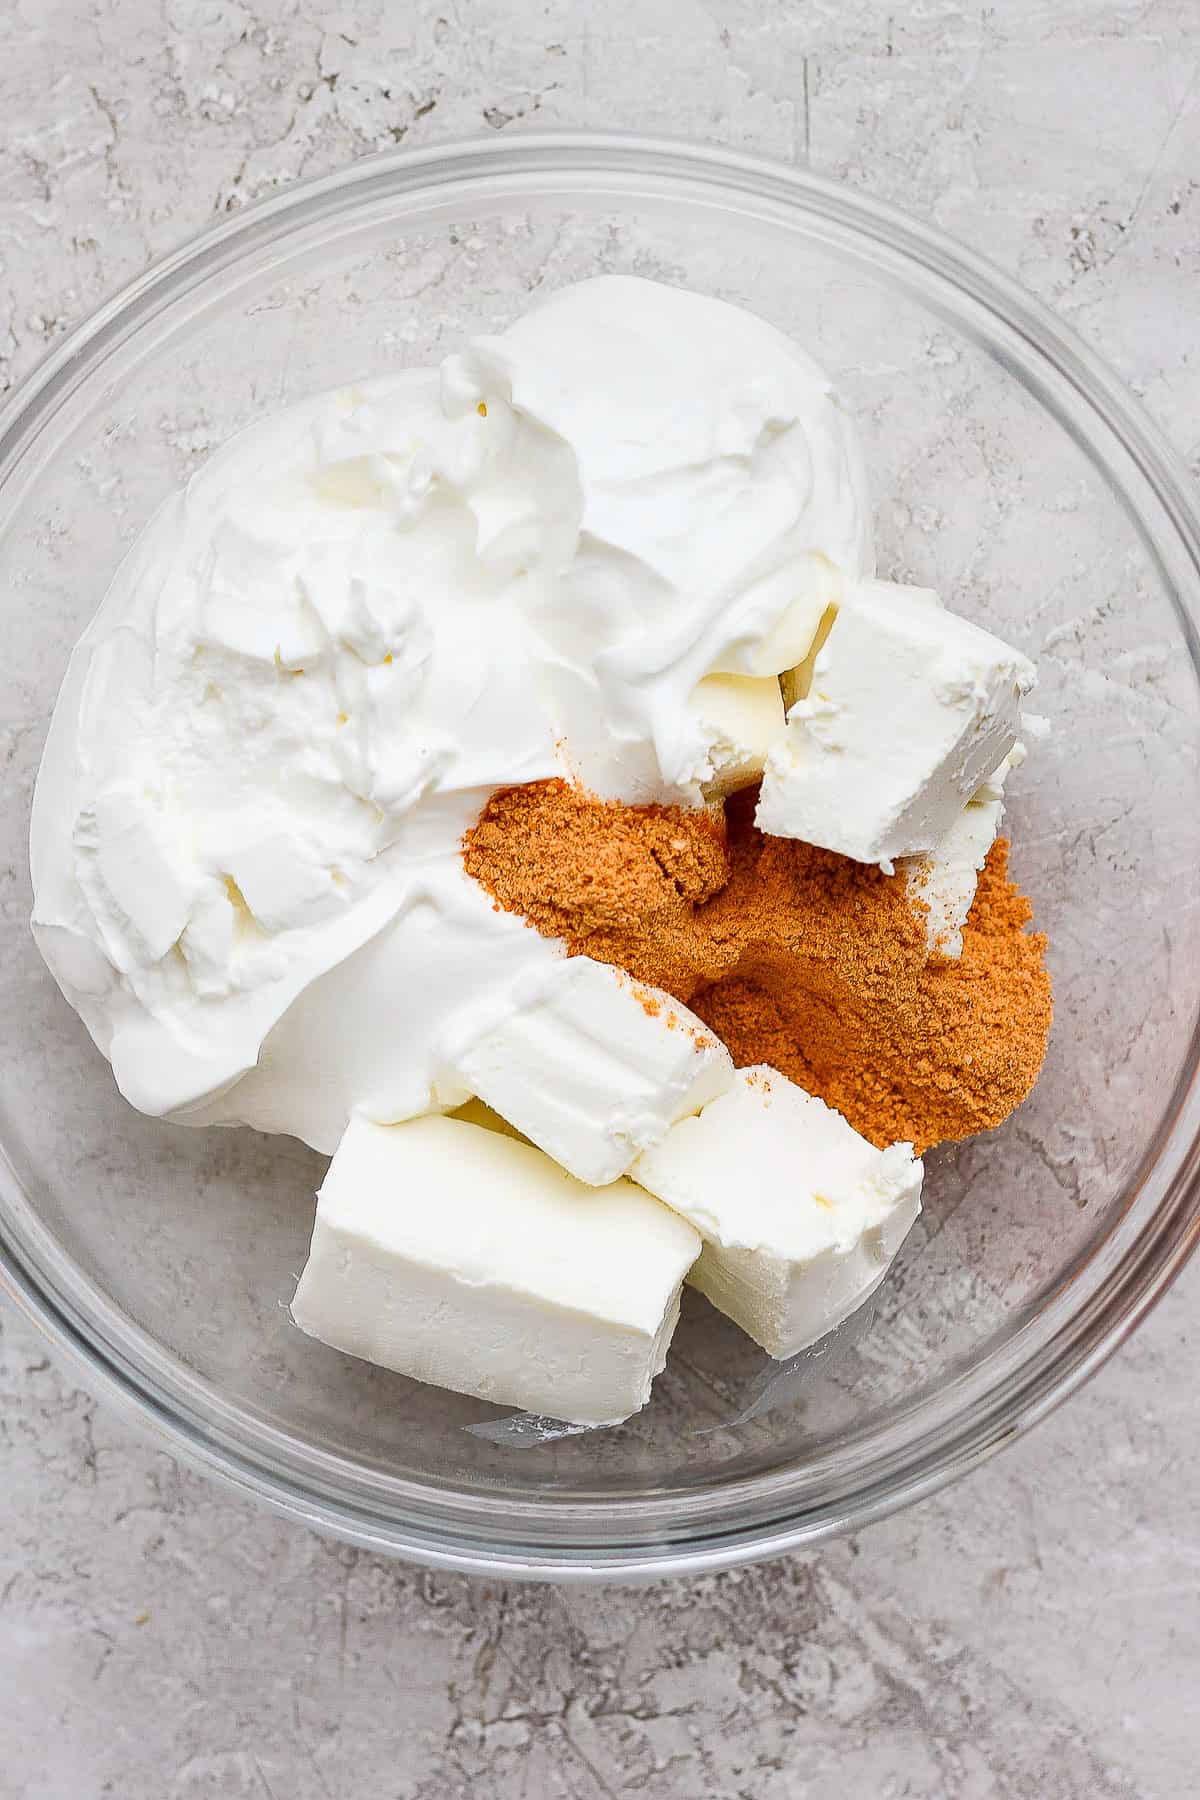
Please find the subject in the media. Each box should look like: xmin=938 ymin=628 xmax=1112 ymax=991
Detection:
xmin=2 ymin=4 xmax=1198 ymax=1795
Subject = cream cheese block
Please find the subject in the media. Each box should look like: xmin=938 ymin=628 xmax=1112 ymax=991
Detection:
xmin=758 ymin=578 xmax=1035 ymax=865
xmin=441 ymin=957 xmax=734 ymax=1186
xmin=632 ymin=1066 xmax=923 ymax=1358
xmin=291 ymin=1114 xmax=702 ymax=1425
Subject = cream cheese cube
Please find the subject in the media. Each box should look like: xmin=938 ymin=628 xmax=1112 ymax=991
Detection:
xmin=757 ymin=579 xmax=1035 ymax=864
xmin=689 ymin=672 xmax=787 ymax=799
xmin=291 ymin=1114 xmax=701 ymax=1425
xmin=631 ymin=1066 xmax=923 ymax=1359
xmin=441 ymin=957 xmax=735 ymax=1186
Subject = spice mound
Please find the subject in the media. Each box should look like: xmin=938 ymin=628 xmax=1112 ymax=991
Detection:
xmin=463 ymin=781 xmax=1052 ymax=1156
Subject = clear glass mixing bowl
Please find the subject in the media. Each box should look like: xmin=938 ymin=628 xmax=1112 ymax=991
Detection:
xmin=2 ymin=134 xmax=1198 ymax=1580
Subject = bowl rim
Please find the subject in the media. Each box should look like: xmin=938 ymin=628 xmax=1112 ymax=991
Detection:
xmin=2 ymin=128 xmax=1199 ymax=1581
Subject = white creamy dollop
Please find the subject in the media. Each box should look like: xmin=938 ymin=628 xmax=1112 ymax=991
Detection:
xmin=31 ymin=276 xmax=872 ymax=1151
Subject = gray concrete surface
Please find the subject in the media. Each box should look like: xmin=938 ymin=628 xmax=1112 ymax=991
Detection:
xmin=2 ymin=2 xmax=1199 ymax=1795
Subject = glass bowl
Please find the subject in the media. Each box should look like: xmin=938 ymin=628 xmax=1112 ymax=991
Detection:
xmin=2 ymin=133 xmax=1199 ymax=1581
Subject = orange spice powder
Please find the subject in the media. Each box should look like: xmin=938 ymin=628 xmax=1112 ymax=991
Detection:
xmin=463 ymin=781 xmax=1052 ymax=1155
